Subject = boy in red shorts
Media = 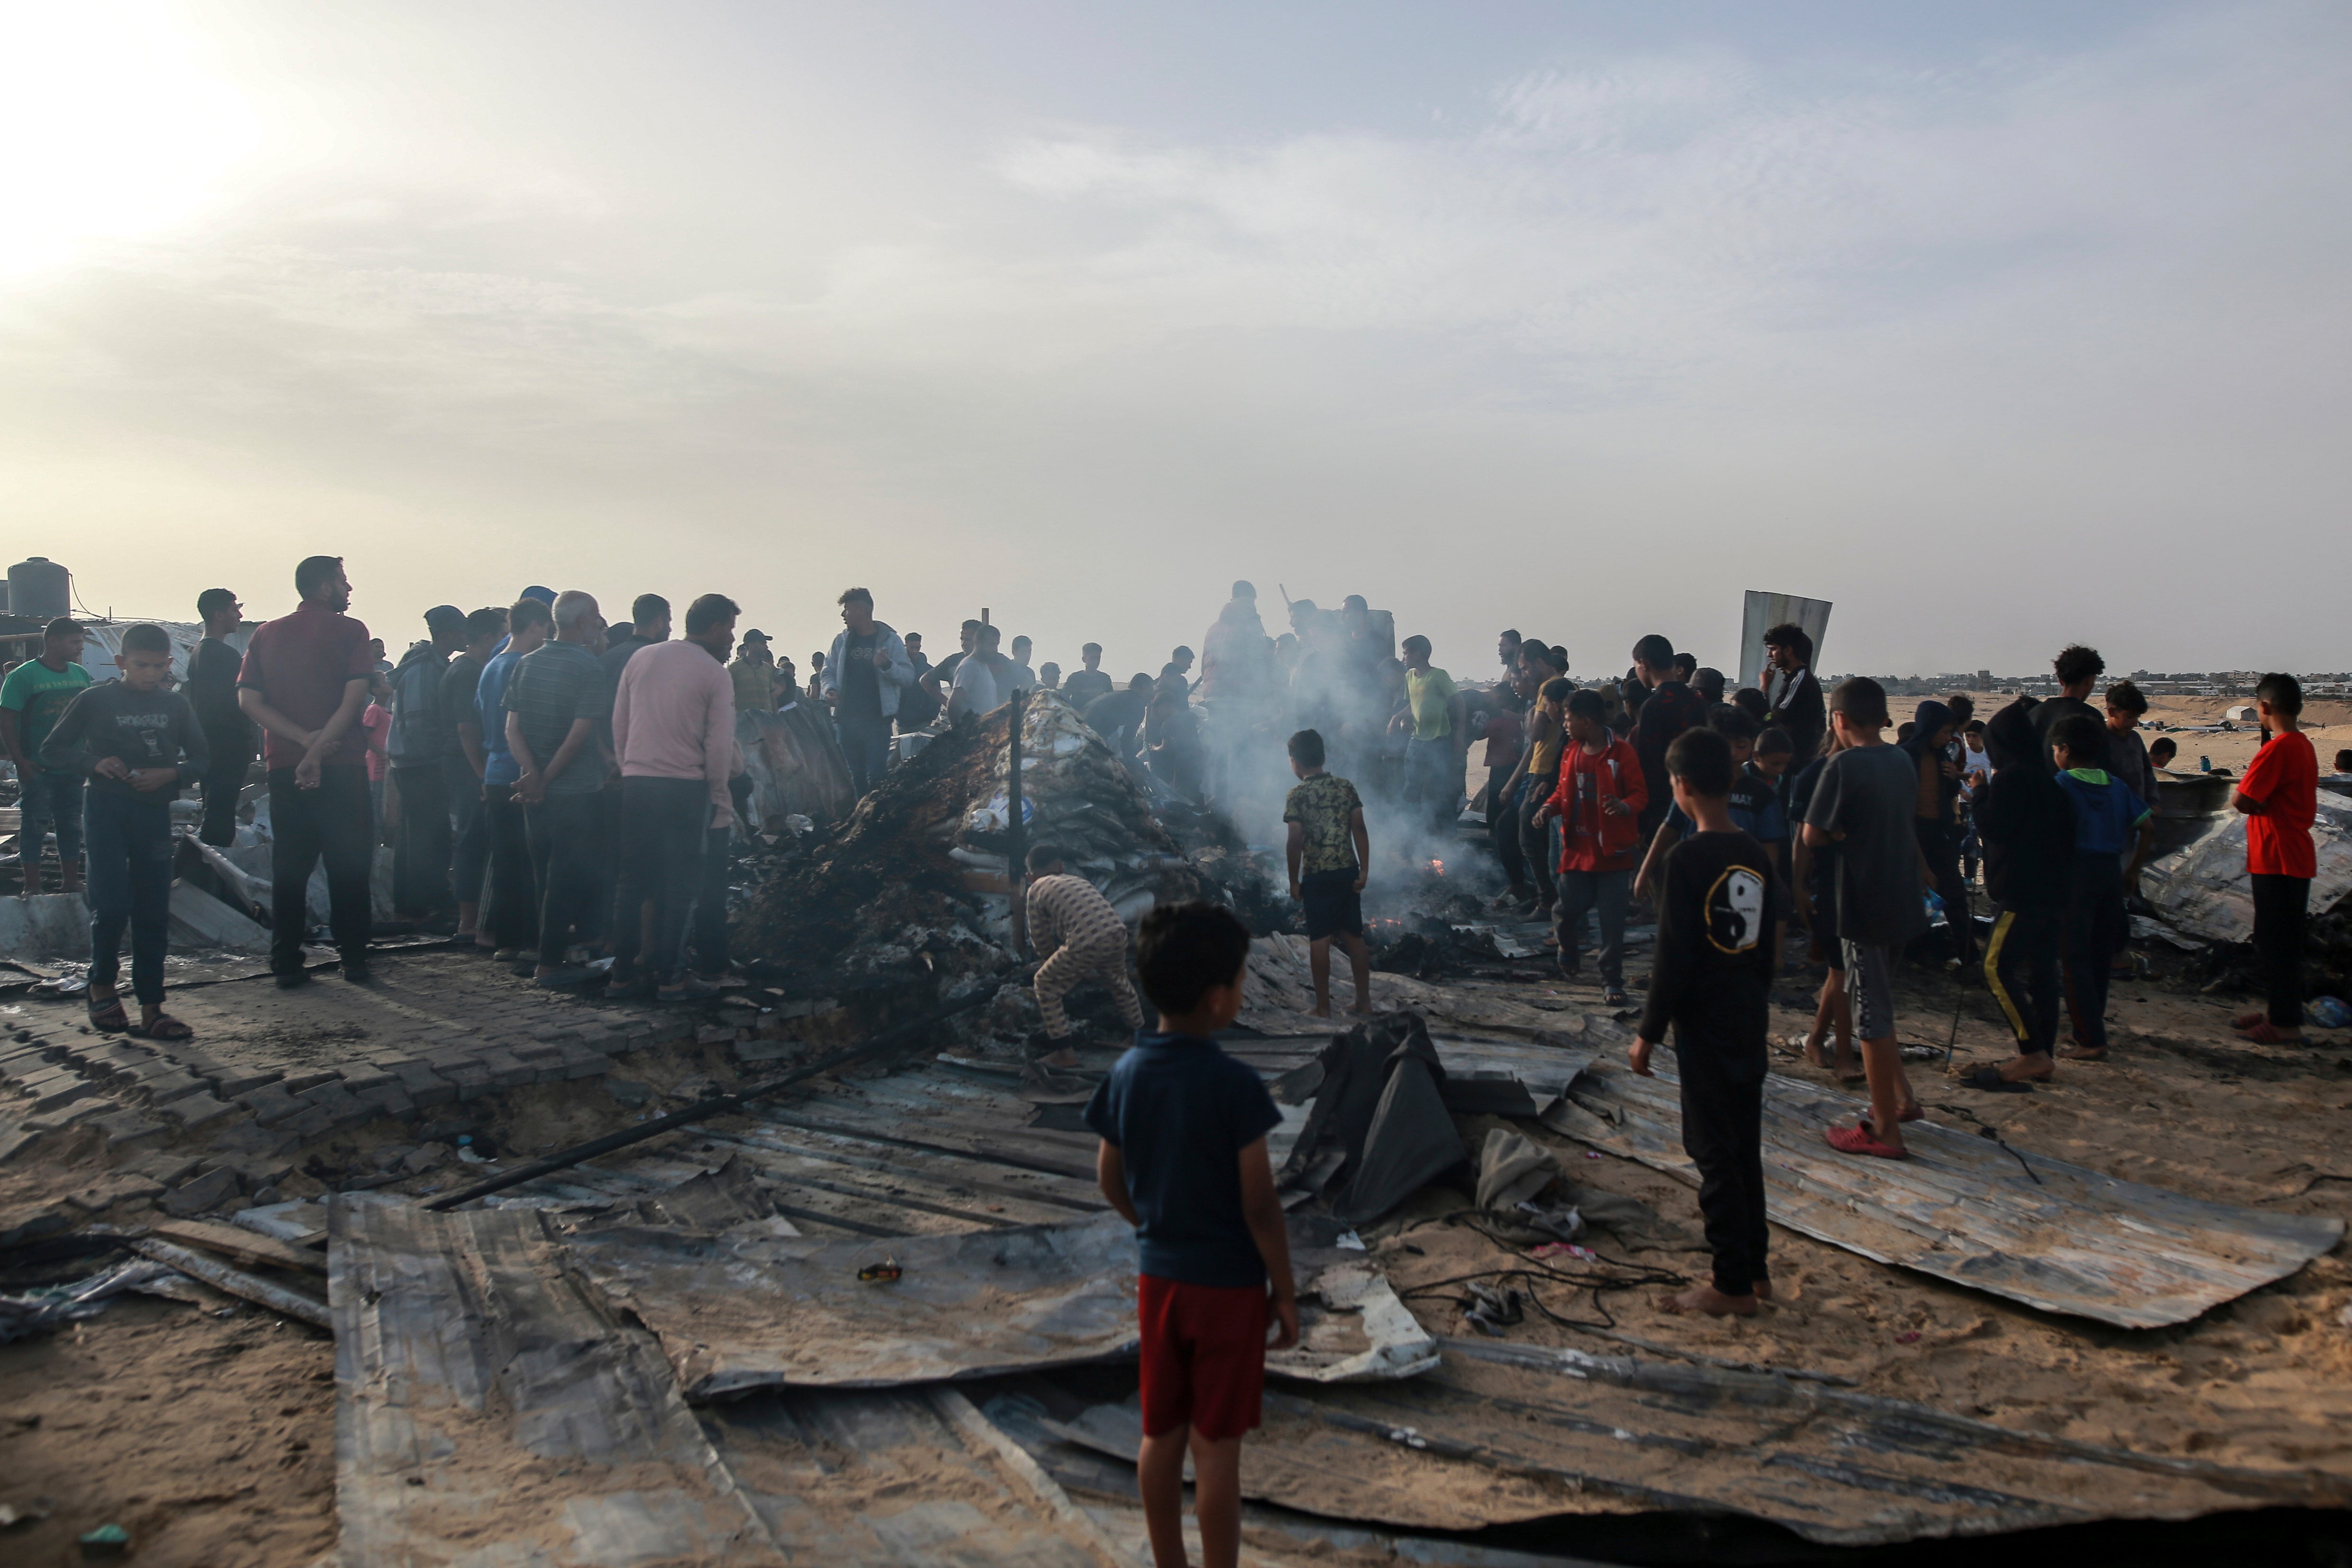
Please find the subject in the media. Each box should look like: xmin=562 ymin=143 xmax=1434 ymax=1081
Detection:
xmin=1087 ymin=901 xmax=1300 ymax=1568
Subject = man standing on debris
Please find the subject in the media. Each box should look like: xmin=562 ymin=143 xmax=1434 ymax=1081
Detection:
xmin=949 ymin=623 xmax=1012 ymax=722
xmin=1062 ymin=642 xmax=1113 ymax=707
xmin=1 ymin=616 xmax=93 ymax=898
xmin=1630 ymin=726 xmax=1781 ymax=1317
xmin=1199 ymin=582 xmax=1270 ymax=702
xmin=505 ymin=590 xmax=616 ymax=988
xmin=441 ymin=606 xmax=508 ymax=950
xmin=42 ymin=623 xmax=209 ymax=1040
xmin=1803 ymin=678 xmax=1930 ymax=1157
xmin=1024 ymin=843 xmax=1146 ymax=1058
xmin=187 ymin=588 xmax=256 ymax=847
xmin=1763 ymin=623 xmax=1825 ymax=768
xmin=385 ymin=605 xmax=469 ymax=923
xmin=1392 ymin=634 xmax=1465 ymax=833
xmin=820 ymin=588 xmax=914 ymax=798
xmin=1631 ymin=634 xmax=1707 ymax=846
xmin=476 ymin=596 xmax=551 ymax=957
xmin=1284 ymin=728 xmax=1373 ymax=1018
xmin=1085 ymin=901 xmax=1298 ymax=1568
xmin=2234 ymin=674 xmax=2319 ymax=1045
xmin=238 ymin=558 xmax=376 ymax=985
xmin=609 ymin=593 xmax=738 ymax=1002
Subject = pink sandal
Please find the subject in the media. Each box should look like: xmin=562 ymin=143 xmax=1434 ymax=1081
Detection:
xmin=1826 ymin=1121 xmax=1908 ymax=1159
xmin=2237 ymin=1021 xmax=2301 ymax=1045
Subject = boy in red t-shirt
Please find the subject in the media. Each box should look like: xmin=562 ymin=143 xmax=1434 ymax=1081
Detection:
xmin=2232 ymin=673 xmax=2317 ymax=1044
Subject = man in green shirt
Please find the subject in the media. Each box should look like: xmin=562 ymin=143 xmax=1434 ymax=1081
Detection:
xmin=1 ymin=617 xmax=94 ymax=896
xmin=1391 ymin=634 xmax=1465 ymax=834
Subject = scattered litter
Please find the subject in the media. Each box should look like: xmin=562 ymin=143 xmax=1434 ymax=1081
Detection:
xmin=2310 ymin=997 xmax=2351 ymax=1030
xmin=1462 ymin=1280 xmax=1524 ymax=1336
xmin=0 ymin=1500 xmax=51 ymax=1527
xmin=1333 ymin=1229 xmax=1366 ymax=1251
xmin=855 ymin=1257 xmax=902 ymax=1284
xmin=77 ymin=1522 xmax=130 ymax=1558
xmin=0 ymin=1258 xmax=174 ymax=1344
xmin=1896 ymin=1330 xmax=1922 ymax=1344
xmin=1531 ymin=1242 xmax=1597 ymax=1262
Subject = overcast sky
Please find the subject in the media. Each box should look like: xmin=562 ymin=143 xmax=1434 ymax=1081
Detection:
xmin=2 ymin=1 xmax=2347 ymax=681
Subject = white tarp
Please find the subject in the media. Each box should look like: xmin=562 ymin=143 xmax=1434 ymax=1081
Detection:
xmin=1738 ymin=591 xmax=1833 ymax=690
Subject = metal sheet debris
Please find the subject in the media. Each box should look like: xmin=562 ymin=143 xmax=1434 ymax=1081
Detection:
xmin=1546 ymin=1061 xmax=2344 ymax=1328
xmin=2141 ymin=793 xmax=2352 ymax=944
xmin=1265 ymin=1264 xmax=1440 ymax=1383
xmin=1026 ymin=1334 xmax=2352 ymax=1545
xmin=566 ymin=1212 xmax=1145 ymax=1399
xmin=330 ymin=1196 xmax=781 ymax=1566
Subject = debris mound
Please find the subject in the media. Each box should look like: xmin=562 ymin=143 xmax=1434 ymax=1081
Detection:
xmin=732 ymin=693 xmax=1250 ymax=993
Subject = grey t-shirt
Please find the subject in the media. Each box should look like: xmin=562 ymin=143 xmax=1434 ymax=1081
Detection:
xmin=1804 ymin=744 xmax=1928 ymax=946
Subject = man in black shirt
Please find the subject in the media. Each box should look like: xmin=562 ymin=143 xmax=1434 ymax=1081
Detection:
xmin=1085 ymin=675 xmax=1155 ymax=764
xmin=2028 ymin=643 xmax=2108 ymax=772
xmin=1763 ymin=622 xmax=1826 ymax=768
xmin=1630 ymin=633 xmax=1706 ymax=843
xmin=1061 ymin=642 xmax=1114 ymax=707
xmin=187 ymin=587 xmax=255 ymax=846
xmin=440 ymin=606 xmax=508 ymax=948
xmin=1631 ymin=726 xmax=1782 ymax=1318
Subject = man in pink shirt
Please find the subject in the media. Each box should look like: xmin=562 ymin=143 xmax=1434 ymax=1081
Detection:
xmin=608 ymin=593 xmax=739 ymax=1001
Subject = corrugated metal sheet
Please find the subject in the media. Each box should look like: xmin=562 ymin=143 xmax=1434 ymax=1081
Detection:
xmin=1544 ymin=1061 xmax=2344 ymax=1329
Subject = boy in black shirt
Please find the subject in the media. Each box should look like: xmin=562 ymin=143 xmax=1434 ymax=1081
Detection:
xmin=1631 ymin=727 xmax=1782 ymax=1317
xmin=41 ymin=624 xmax=209 ymax=1039
xmin=1087 ymin=903 xmax=1298 ymax=1568
xmin=1970 ymin=699 xmax=2071 ymax=1087
xmin=187 ymin=587 xmax=254 ymax=846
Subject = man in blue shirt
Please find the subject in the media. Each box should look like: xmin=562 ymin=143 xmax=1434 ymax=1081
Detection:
xmin=1086 ymin=902 xmax=1298 ymax=1568
xmin=473 ymin=597 xmax=549 ymax=956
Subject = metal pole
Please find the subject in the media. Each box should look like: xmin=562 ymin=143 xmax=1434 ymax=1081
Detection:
xmin=1007 ymin=685 xmax=1028 ymax=959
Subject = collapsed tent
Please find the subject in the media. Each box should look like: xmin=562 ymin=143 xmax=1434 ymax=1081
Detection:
xmin=731 ymin=693 xmax=1270 ymax=990
xmin=2142 ymin=789 xmax=2352 ymax=944
xmin=1277 ymin=1013 xmax=1470 ymax=1226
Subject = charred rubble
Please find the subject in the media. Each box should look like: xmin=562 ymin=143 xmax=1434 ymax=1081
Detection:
xmin=728 ymin=692 xmax=1283 ymax=1009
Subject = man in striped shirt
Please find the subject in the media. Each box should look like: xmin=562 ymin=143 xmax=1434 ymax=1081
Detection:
xmin=1026 ymin=843 xmax=1145 ymax=1051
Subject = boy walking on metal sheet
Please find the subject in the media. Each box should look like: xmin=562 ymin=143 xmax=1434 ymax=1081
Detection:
xmin=1086 ymin=902 xmax=1299 ymax=1568
xmin=1629 ymin=727 xmax=1784 ymax=1317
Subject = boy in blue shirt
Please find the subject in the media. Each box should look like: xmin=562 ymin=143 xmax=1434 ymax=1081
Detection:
xmin=2049 ymin=713 xmax=2152 ymax=1061
xmin=1086 ymin=902 xmax=1299 ymax=1568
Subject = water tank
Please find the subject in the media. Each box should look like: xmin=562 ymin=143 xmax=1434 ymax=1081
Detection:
xmin=7 ymin=558 xmax=70 ymax=620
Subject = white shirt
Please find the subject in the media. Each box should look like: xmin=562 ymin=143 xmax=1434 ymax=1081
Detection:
xmin=949 ymin=656 xmax=1001 ymax=720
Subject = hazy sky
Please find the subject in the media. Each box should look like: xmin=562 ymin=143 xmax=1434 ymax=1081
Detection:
xmin=2 ymin=1 xmax=2347 ymax=680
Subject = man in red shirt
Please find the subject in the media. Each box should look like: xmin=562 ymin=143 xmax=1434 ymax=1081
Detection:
xmin=2232 ymin=673 xmax=2318 ymax=1044
xmin=238 ymin=556 xmax=376 ymax=986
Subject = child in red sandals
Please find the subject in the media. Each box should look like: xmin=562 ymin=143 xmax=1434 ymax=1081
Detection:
xmin=39 ymin=624 xmax=206 ymax=1041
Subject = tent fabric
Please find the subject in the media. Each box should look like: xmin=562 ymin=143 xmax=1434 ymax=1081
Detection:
xmin=1279 ymin=1011 xmax=1470 ymax=1227
xmin=1475 ymin=1128 xmax=1560 ymax=1212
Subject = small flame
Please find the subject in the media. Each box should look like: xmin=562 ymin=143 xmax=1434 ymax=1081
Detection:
xmin=1428 ymin=858 xmax=1445 ymax=878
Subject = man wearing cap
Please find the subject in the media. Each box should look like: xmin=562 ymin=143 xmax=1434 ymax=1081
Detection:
xmin=386 ymin=605 xmax=469 ymax=921
xmin=730 ymin=629 xmax=778 ymax=715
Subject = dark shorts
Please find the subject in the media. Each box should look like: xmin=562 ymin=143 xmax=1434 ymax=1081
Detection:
xmin=1138 ymin=1275 xmax=1268 ymax=1442
xmin=1300 ymin=866 xmax=1364 ymax=941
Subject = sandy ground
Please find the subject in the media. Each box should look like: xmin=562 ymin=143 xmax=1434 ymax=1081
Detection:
xmin=0 ymin=1296 xmax=335 ymax=1567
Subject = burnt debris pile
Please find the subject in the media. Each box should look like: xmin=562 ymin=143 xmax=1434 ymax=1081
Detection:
xmin=731 ymin=692 xmax=1279 ymax=996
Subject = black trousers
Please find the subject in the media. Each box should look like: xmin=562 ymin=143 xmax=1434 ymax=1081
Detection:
xmin=480 ymin=782 xmax=539 ymax=951
xmin=1518 ymin=770 xmax=1559 ymax=906
xmin=198 ymin=751 xmax=251 ymax=848
xmin=610 ymin=777 xmax=707 ymax=984
xmin=524 ymin=790 xmax=605 ymax=969
xmin=2251 ymin=872 xmax=2309 ymax=1029
xmin=1678 ymin=1066 xmax=1768 ymax=1298
xmin=1487 ymin=767 xmax=1529 ymax=891
xmin=692 ymin=821 xmax=733 ymax=976
xmin=266 ymin=766 xmax=373 ymax=972
xmin=2061 ymin=852 xmax=2125 ymax=1051
xmin=1917 ymin=817 xmax=1972 ymax=959
xmin=390 ymin=763 xmax=452 ymax=917
xmin=1984 ymin=906 xmax=2061 ymax=1054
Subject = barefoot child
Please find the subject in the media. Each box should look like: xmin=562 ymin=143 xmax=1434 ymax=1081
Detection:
xmin=2049 ymin=714 xmax=2152 ymax=1061
xmin=1628 ymin=728 xmax=1783 ymax=1317
xmin=2233 ymin=675 xmax=2318 ymax=1045
xmin=1086 ymin=902 xmax=1300 ymax=1568
xmin=1972 ymin=699 xmax=2073 ymax=1086
xmin=40 ymin=624 xmax=209 ymax=1039
xmin=1282 ymin=728 xmax=1371 ymax=1018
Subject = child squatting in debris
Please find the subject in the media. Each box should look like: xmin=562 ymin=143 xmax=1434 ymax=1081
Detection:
xmin=1084 ymin=902 xmax=1300 ymax=1568
xmin=1629 ymin=726 xmax=1784 ymax=1317
xmin=1024 ymin=841 xmax=1146 ymax=1062
xmin=1282 ymin=727 xmax=1373 ymax=1018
